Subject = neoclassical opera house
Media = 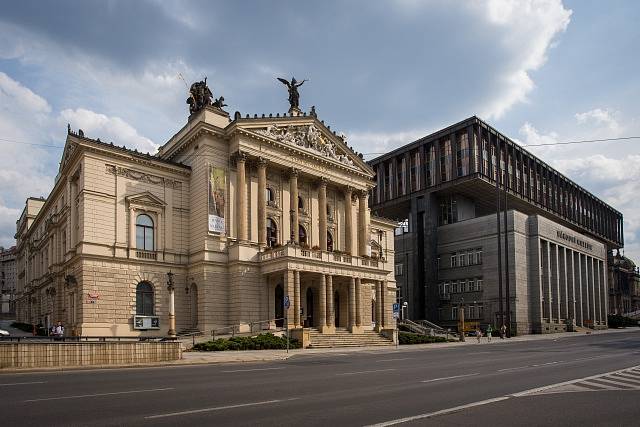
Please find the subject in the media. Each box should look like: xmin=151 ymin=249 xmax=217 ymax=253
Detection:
xmin=14 ymin=80 xmax=397 ymax=343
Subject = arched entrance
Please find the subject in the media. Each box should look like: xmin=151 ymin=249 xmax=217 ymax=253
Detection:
xmin=190 ymin=284 xmax=198 ymax=328
xmin=275 ymin=284 xmax=284 ymax=327
xmin=305 ymin=288 xmax=314 ymax=327
xmin=334 ymin=291 xmax=341 ymax=328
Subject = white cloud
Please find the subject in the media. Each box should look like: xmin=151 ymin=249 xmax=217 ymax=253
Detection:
xmin=347 ymin=128 xmax=433 ymax=159
xmin=575 ymin=108 xmax=621 ymax=134
xmin=476 ymin=0 xmax=572 ymax=119
xmin=58 ymin=108 xmax=159 ymax=154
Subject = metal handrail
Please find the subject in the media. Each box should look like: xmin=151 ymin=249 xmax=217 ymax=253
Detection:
xmin=0 ymin=336 xmax=176 ymax=343
xmin=210 ymin=318 xmax=286 ymax=340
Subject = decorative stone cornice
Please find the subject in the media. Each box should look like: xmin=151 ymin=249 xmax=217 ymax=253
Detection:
xmin=105 ymin=165 xmax=182 ymax=189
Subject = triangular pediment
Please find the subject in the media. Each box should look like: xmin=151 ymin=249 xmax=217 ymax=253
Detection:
xmin=58 ymin=137 xmax=78 ymax=174
xmin=241 ymin=118 xmax=373 ymax=175
xmin=125 ymin=191 xmax=166 ymax=207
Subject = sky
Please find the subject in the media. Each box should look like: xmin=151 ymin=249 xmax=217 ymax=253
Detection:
xmin=0 ymin=0 xmax=639 ymax=261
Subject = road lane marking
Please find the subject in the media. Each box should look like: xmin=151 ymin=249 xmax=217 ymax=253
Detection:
xmin=498 ymin=366 xmax=530 ymax=372
xmin=145 ymin=397 xmax=300 ymax=419
xmin=221 ymin=367 xmax=285 ymax=373
xmin=421 ymin=373 xmax=479 ymax=383
xmin=23 ymin=387 xmax=173 ymax=402
xmin=0 ymin=381 xmax=46 ymax=386
xmin=366 ymin=397 xmax=510 ymax=426
xmin=376 ymin=358 xmax=413 ymax=362
xmin=336 ymin=368 xmax=396 ymax=376
xmin=370 ymin=365 xmax=640 ymax=426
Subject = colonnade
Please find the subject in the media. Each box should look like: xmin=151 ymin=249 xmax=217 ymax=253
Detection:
xmin=282 ymin=270 xmax=388 ymax=333
xmin=540 ymin=239 xmax=607 ymax=328
xmin=236 ymin=152 xmax=370 ymax=254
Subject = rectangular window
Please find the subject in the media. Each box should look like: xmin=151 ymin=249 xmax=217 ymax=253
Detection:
xmin=459 ymin=279 xmax=466 ymax=293
xmin=467 ymin=251 xmax=474 ymax=266
xmin=451 ymin=307 xmax=458 ymax=320
xmin=476 ymin=249 xmax=483 ymax=265
xmin=451 ymin=254 xmax=457 ymax=268
xmin=443 ymin=282 xmax=450 ymax=294
xmin=476 ymin=279 xmax=483 ymax=292
xmin=395 ymin=263 xmax=403 ymax=276
xmin=466 ymin=279 xmax=474 ymax=292
xmin=458 ymin=253 xmax=465 ymax=267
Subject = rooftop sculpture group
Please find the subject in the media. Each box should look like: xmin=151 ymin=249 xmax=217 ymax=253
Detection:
xmin=187 ymin=77 xmax=226 ymax=115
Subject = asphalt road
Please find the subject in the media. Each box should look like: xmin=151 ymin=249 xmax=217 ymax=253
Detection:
xmin=1 ymin=330 xmax=639 ymax=426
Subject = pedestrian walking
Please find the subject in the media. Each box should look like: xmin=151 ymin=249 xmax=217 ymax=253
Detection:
xmin=476 ymin=327 xmax=482 ymax=343
xmin=486 ymin=325 xmax=493 ymax=342
xmin=500 ymin=324 xmax=506 ymax=339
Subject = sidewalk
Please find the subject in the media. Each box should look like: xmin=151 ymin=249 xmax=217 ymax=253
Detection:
xmin=2 ymin=327 xmax=638 ymax=373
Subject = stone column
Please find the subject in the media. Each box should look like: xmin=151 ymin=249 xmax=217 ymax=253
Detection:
xmin=285 ymin=270 xmax=295 ymax=329
xmin=129 ymin=208 xmax=136 ymax=251
xmin=318 ymin=178 xmax=328 ymax=250
xmin=590 ymin=257 xmax=597 ymax=325
xmin=380 ymin=281 xmax=387 ymax=329
xmin=319 ymin=274 xmax=327 ymax=331
xmin=358 ymin=190 xmax=369 ymax=256
xmin=375 ymin=281 xmax=383 ymax=332
xmin=349 ymin=277 xmax=357 ymax=331
xmin=326 ymin=275 xmax=335 ymax=333
xmin=236 ymin=153 xmax=247 ymax=241
xmin=576 ymin=253 xmax=584 ymax=326
xmin=355 ymin=277 xmax=362 ymax=328
xmin=344 ymin=187 xmax=353 ymax=254
xmin=257 ymin=158 xmax=267 ymax=247
xmin=290 ymin=169 xmax=299 ymax=243
xmin=294 ymin=270 xmax=301 ymax=328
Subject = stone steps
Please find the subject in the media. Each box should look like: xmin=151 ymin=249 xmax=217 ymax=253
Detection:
xmin=308 ymin=328 xmax=393 ymax=348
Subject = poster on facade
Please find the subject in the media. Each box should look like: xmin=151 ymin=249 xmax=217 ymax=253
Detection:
xmin=208 ymin=165 xmax=226 ymax=233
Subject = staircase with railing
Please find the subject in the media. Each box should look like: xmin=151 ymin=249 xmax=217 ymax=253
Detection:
xmin=308 ymin=328 xmax=394 ymax=348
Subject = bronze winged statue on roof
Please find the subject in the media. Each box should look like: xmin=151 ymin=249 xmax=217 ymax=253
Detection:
xmin=277 ymin=77 xmax=307 ymax=112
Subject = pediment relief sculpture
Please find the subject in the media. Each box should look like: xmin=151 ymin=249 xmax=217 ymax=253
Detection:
xmin=253 ymin=124 xmax=356 ymax=168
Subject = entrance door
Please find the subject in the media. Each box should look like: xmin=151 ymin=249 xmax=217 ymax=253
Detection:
xmin=334 ymin=291 xmax=340 ymax=328
xmin=275 ymin=284 xmax=284 ymax=327
xmin=306 ymin=288 xmax=314 ymax=327
xmin=190 ymin=284 xmax=198 ymax=328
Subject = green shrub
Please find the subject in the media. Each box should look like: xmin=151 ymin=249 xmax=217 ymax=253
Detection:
xmin=192 ymin=333 xmax=301 ymax=351
xmin=399 ymin=332 xmax=447 ymax=345
xmin=607 ymin=314 xmax=639 ymax=328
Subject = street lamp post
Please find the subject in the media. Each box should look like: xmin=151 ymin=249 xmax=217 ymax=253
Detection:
xmin=167 ymin=271 xmax=176 ymax=338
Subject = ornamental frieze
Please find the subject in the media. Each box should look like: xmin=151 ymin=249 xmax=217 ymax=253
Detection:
xmin=253 ymin=124 xmax=356 ymax=167
xmin=105 ymin=165 xmax=182 ymax=189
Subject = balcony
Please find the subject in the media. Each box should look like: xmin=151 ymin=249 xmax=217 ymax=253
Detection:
xmin=135 ymin=250 xmax=157 ymax=260
xmin=258 ymin=243 xmax=385 ymax=271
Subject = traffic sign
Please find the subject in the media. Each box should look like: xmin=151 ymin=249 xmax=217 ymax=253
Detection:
xmin=393 ymin=311 xmax=400 ymax=319
xmin=284 ymin=296 xmax=291 ymax=310
xmin=392 ymin=303 xmax=400 ymax=313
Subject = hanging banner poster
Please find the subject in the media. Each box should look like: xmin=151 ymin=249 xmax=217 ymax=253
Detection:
xmin=208 ymin=165 xmax=226 ymax=233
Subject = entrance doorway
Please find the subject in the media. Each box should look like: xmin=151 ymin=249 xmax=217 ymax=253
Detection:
xmin=305 ymin=288 xmax=314 ymax=327
xmin=190 ymin=284 xmax=198 ymax=328
xmin=334 ymin=291 xmax=341 ymax=328
xmin=275 ymin=284 xmax=284 ymax=327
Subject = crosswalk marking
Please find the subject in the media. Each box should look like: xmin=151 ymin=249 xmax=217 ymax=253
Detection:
xmin=530 ymin=366 xmax=640 ymax=395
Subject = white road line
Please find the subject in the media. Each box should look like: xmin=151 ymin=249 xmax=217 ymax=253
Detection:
xmin=365 ymin=397 xmax=511 ymax=426
xmin=221 ymin=367 xmax=285 ymax=373
xmin=23 ymin=387 xmax=174 ymax=402
xmin=0 ymin=381 xmax=46 ymax=386
xmin=336 ymin=368 xmax=396 ymax=376
xmin=145 ymin=397 xmax=300 ymax=419
xmin=498 ymin=366 xmax=530 ymax=372
xmin=370 ymin=365 xmax=640 ymax=426
xmin=421 ymin=373 xmax=479 ymax=383
xmin=376 ymin=358 xmax=413 ymax=362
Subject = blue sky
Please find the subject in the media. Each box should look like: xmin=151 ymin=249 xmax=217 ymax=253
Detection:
xmin=1 ymin=0 xmax=639 ymax=260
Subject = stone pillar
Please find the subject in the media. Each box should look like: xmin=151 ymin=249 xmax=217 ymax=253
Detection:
xmin=326 ymin=275 xmax=335 ymax=333
xmin=590 ymin=257 xmax=597 ymax=325
xmin=344 ymin=187 xmax=353 ymax=254
xmin=381 ymin=281 xmax=387 ymax=329
xmin=257 ymin=158 xmax=267 ymax=246
xmin=375 ymin=281 xmax=383 ymax=332
xmin=284 ymin=270 xmax=295 ymax=329
xmin=349 ymin=277 xmax=356 ymax=331
xmin=355 ymin=277 xmax=362 ymax=328
xmin=319 ymin=274 xmax=327 ymax=331
xmin=290 ymin=169 xmax=299 ymax=243
xmin=236 ymin=153 xmax=247 ymax=241
xmin=583 ymin=255 xmax=591 ymax=327
xmin=129 ymin=208 xmax=136 ymax=251
xmin=358 ymin=190 xmax=369 ymax=256
xmin=577 ymin=253 xmax=584 ymax=327
xmin=168 ymin=285 xmax=176 ymax=337
xmin=294 ymin=270 xmax=301 ymax=328
xmin=318 ymin=178 xmax=328 ymax=250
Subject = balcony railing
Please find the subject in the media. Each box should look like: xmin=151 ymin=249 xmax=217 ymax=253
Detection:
xmin=258 ymin=244 xmax=385 ymax=270
xmin=136 ymin=250 xmax=157 ymax=260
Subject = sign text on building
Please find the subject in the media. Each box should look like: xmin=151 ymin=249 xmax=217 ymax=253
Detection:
xmin=556 ymin=230 xmax=593 ymax=251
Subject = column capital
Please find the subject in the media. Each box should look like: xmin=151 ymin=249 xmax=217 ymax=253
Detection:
xmin=318 ymin=177 xmax=328 ymax=188
xmin=256 ymin=157 xmax=268 ymax=169
xmin=289 ymin=167 xmax=299 ymax=178
xmin=233 ymin=151 xmax=247 ymax=164
xmin=357 ymin=188 xmax=369 ymax=198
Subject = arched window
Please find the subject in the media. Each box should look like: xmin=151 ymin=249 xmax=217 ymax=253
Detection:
xmin=136 ymin=281 xmax=154 ymax=315
xmin=265 ymin=187 xmax=275 ymax=205
xmin=266 ymin=218 xmax=278 ymax=248
xmin=136 ymin=214 xmax=154 ymax=251
xmin=327 ymin=231 xmax=334 ymax=252
xmin=299 ymin=224 xmax=307 ymax=245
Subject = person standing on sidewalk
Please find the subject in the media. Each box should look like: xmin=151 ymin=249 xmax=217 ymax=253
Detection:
xmin=476 ymin=327 xmax=482 ymax=343
xmin=486 ymin=325 xmax=493 ymax=342
xmin=500 ymin=324 xmax=506 ymax=339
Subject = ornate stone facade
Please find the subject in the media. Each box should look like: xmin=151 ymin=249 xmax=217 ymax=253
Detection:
xmin=14 ymin=105 xmax=396 ymax=338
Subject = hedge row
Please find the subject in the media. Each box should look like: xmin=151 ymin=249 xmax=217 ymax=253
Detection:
xmin=399 ymin=332 xmax=448 ymax=345
xmin=608 ymin=314 xmax=639 ymax=328
xmin=192 ymin=333 xmax=301 ymax=351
